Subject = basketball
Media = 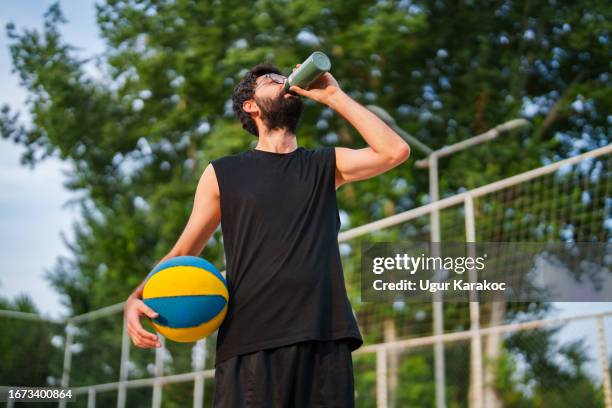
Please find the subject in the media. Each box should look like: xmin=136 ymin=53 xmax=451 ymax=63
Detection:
xmin=142 ymin=256 xmax=228 ymax=342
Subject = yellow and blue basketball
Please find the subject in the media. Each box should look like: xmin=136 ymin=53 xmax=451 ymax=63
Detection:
xmin=142 ymin=256 xmax=228 ymax=342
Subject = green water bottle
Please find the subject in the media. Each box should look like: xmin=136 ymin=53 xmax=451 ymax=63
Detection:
xmin=284 ymin=51 xmax=332 ymax=95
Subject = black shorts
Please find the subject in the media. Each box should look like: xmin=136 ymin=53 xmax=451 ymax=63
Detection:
xmin=213 ymin=339 xmax=355 ymax=407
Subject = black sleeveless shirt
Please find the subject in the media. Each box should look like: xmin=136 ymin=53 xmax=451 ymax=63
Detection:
xmin=210 ymin=146 xmax=363 ymax=366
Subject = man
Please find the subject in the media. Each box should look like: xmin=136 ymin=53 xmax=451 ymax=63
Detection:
xmin=125 ymin=61 xmax=410 ymax=407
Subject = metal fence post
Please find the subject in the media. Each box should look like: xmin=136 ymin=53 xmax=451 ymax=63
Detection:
xmin=597 ymin=316 xmax=612 ymax=408
xmin=117 ymin=316 xmax=131 ymax=408
xmin=87 ymin=388 xmax=96 ymax=408
xmin=465 ymin=194 xmax=483 ymax=408
xmin=152 ymin=337 xmax=165 ymax=408
xmin=430 ymin=154 xmax=447 ymax=408
xmin=58 ymin=322 xmax=75 ymax=408
xmin=377 ymin=347 xmax=388 ymax=408
xmin=193 ymin=339 xmax=207 ymax=408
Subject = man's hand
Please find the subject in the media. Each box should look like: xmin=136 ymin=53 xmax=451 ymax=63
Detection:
xmin=125 ymin=295 xmax=162 ymax=348
xmin=288 ymin=63 xmax=342 ymax=106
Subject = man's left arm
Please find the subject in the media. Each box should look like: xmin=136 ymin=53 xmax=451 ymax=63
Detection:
xmin=326 ymin=90 xmax=411 ymax=189
xmin=288 ymin=69 xmax=410 ymax=190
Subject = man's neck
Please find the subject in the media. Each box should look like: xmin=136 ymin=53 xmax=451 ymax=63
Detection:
xmin=255 ymin=129 xmax=298 ymax=153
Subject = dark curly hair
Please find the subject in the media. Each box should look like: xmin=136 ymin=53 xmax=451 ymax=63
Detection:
xmin=232 ymin=63 xmax=283 ymax=137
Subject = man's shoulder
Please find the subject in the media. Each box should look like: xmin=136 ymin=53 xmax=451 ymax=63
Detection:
xmin=315 ymin=145 xmax=335 ymax=154
xmin=210 ymin=149 xmax=252 ymax=166
xmin=303 ymin=145 xmax=335 ymax=157
xmin=310 ymin=146 xmax=336 ymax=163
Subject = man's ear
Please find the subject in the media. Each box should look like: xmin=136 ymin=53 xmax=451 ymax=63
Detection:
xmin=243 ymin=99 xmax=258 ymax=116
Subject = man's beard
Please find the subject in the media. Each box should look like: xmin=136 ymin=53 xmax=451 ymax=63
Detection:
xmin=254 ymin=92 xmax=304 ymax=135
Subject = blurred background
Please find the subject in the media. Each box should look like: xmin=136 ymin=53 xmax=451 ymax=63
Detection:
xmin=1 ymin=0 xmax=610 ymax=407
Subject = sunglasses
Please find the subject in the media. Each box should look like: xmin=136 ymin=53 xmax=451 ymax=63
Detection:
xmin=254 ymin=73 xmax=287 ymax=91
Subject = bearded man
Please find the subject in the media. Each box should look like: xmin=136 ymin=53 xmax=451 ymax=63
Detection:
xmin=125 ymin=61 xmax=410 ymax=407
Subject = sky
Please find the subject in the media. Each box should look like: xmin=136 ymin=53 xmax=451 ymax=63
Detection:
xmin=0 ymin=1 xmax=611 ymax=384
xmin=0 ymin=0 xmax=104 ymax=319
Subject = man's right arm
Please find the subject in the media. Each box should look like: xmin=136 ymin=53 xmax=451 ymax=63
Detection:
xmin=125 ymin=163 xmax=221 ymax=348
